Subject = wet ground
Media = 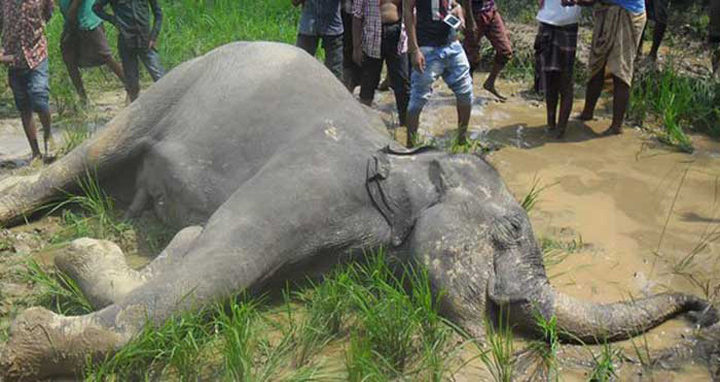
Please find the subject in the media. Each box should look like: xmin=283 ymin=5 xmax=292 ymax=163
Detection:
xmin=373 ymin=76 xmax=720 ymax=380
xmin=0 ymin=70 xmax=718 ymax=380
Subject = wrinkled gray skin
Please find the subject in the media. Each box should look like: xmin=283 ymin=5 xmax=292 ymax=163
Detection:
xmin=0 ymin=42 xmax=716 ymax=380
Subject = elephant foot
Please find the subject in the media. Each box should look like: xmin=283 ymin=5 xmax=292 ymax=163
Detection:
xmin=55 ymin=238 xmax=144 ymax=309
xmin=0 ymin=307 xmax=122 ymax=381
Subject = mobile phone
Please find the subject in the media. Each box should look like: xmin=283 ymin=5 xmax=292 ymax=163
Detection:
xmin=443 ymin=14 xmax=462 ymax=29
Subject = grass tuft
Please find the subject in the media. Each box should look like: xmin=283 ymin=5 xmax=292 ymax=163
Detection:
xmin=22 ymin=258 xmax=94 ymax=316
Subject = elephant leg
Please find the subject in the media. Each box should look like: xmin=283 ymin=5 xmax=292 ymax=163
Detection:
xmin=54 ymin=226 xmax=203 ymax=309
xmin=1 ymin=157 xmax=389 ymax=380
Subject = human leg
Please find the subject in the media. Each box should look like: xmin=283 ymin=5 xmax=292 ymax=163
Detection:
xmin=296 ymin=34 xmax=320 ymax=56
xmin=383 ymin=23 xmax=410 ymax=125
xmin=483 ymin=10 xmax=512 ymax=101
xmin=406 ymin=47 xmax=442 ymax=148
xmin=579 ymin=70 xmax=603 ymax=121
xmin=341 ymin=11 xmax=361 ymax=91
xmin=442 ymin=42 xmax=474 ymax=144
xmin=61 ymin=32 xmax=88 ymax=103
xmin=27 ymin=60 xmax=52 ymax=156
xmin=359 ymin=55 xmax=384 ymax=106
xmin=9 ymin=69 xmax=40 ymax=158
xmin=545 ymin=71 xmax=560 ymax=130
xmin=462 ymin=13 xmax=482 ymax=78
xmin=601 ymin=75 xmax=630 ymax=135
xmin=557 ymin=70 xmax=574 ymax=135
xmin=119 ymin=40 xmax=141 ymax=101
xmin=321 ymin=34 xmax=344 ymax=80
xmin=140 ymin=48 xmax=165 ymax=82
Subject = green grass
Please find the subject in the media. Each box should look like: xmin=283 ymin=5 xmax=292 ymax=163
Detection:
xmin=478 ymin=308 xmax=516 ymax=382
xmin=46 ymin=169 xmax=130 ymax=243
xmin=527 ymin=311 xmax=559 ymax=381
xmin=588 ymin=341 xmax=621 ymax=382
xmin=629 ymin=64 xmax=720 ymax=152
xmin=520 ymin=176 xmax=556 ymax=213
xmin=62 ymin=250 xmax=456 ymax=380
xmin=22 ymin=258 xmax=94 ymax=316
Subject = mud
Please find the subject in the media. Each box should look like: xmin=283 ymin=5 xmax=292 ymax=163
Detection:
xmin=372 ymin=71 xmax=720 ymax=379
xmin=0 ymin=61 xmax=718 ymax=380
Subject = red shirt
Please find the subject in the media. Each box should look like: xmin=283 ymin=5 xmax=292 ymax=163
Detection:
xmin=0 ymin=0 xmax=54 ymax=69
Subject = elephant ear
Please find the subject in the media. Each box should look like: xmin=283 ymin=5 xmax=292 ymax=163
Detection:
xmin=366 ymin=152 xmax=412 ymax=246
xmin=428 ymin=158 xmax=460 ymax=195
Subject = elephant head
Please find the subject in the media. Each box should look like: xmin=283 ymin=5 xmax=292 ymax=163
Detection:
xmin=401 ymin=152 xmax=716 ymax=342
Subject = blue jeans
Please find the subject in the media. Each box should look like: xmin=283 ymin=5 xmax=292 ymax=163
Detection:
xmin=119 ymin=39 xmax=165 ymax=96
xmin=8 ymin=59 xmax=50 ymax=112
xmin=407 ymin=41 xmax=473 ymax=116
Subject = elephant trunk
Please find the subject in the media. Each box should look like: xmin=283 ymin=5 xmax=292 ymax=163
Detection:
xmin=492 ymin=238 xmax=716 ymax=344
xmin=547 ymin=288 xmax=714 ymax=343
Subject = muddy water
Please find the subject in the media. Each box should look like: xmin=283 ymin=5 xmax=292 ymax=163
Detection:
xmin=375 ymin=78 xmax=720 ymax=380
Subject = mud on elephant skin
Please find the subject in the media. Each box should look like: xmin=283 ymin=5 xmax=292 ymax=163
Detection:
xmin=0 ymin=42 xmax=717 ymax=380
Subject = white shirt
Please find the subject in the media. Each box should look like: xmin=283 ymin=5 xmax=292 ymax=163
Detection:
xmin=536 ymin=0 xmax=581 ymax=26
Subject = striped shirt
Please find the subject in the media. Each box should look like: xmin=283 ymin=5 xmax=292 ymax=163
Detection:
xmin=353 ymin=0 xmax=407 ymax=58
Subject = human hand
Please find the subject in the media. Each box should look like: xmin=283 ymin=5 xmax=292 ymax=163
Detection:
xmin=148 ymin=38 xmax=156 ymax=50
xmin=412 ymin=50 xmax=425 ymax=73
xmin=0 ymin=50 xmax=13 ymax=65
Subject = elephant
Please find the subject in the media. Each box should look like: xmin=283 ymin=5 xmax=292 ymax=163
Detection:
xmin=0 ymin=42 xmax=716 ymax=380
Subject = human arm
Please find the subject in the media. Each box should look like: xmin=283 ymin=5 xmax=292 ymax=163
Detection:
xmin=450 ymin=0 xmax=465 ymax=30
xmin=462 ymin=0 xmax=475 ymax=32
xmin=66 ymin=0 xmax=83 ymax=30
xmin=93 ymin=0 xmax=116 ymax=25
xmin=149 ymin=0 xmax=163 ymax=49
xmin=403 ymin=0 xmax=425 ymax=72
xmin=42 ymin=0 xmax=54 ymax=22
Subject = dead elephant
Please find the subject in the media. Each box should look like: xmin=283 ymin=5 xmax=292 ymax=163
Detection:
xmin=0 ymin=42 xmax=716 ymax=380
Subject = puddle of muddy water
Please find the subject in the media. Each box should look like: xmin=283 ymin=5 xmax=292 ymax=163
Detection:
xmin=373 ymin=77 xmax=720 ymax=380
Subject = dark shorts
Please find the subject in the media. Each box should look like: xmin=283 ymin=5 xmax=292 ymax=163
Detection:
xmin=462 ymin=8 xmax=513 ymax=64
xmin=535 ymin=22 xmax=578 ymax=73
xmin=8 ymin=59 xmax=50 ymax=113
xmin=710 ymin=0 xmax=720 ymax=43
xmin=61 ymin=24 xmax=114 ymax=68
xmin=645 ymin=0 xmax=669 ymax=24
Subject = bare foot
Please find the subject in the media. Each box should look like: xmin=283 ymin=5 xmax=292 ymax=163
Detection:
xmin=576 ymin=112 xmax=595 ymax=121
xmin=483 ymin=81 xmax=507 ymax=102
xmin=600 ymin=125 xmax=622 ymax=136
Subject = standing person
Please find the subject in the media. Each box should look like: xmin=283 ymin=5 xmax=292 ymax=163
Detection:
xmin=353 ymin=0 xmax=411 ymax=126
xmin=0 ymin=0 xmax=54 ymax=160
xmin=576 ymin=0 xmax=646 ymax=135
xmin=94 ymin=0 xmax=165 ymax=102
xmin=637 ymin=0 xmax=668 ymax=62
xmin=293 ymin=0 xmax=345 ymax=81
xmin=462 ymin=0 xmax=513 ymax=101
xmin=342 ymin=0 xmax=362 ymax=91
xmin=710 ymin=0 xmax=720 ymax=76
xmin=535 ymin=0 xmax=581 ymax=138
xmin=404 ymin=0 xmax=473 ymax=148
xmin=60 ymin=0 xmax=126 ymax=105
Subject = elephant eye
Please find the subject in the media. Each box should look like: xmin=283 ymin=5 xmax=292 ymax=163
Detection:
xmin=491 ymin=214 xmax=524 ymax=249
